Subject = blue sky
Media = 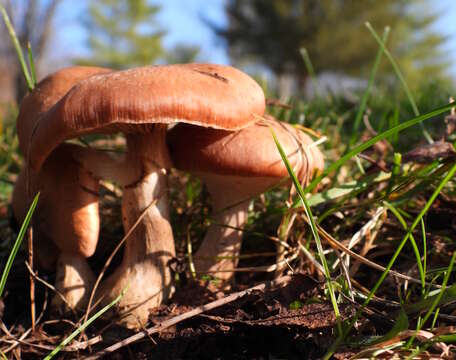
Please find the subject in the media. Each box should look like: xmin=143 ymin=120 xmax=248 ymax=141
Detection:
xmin=51 ymin=0 xmax=456 ymax=77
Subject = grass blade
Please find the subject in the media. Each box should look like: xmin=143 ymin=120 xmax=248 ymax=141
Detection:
xmin=403 ymin=284 xmax=456 ymax=314
xmin=383 ymin=201 xmax=425 ymax=292
xmin=0 ymin=192 xmax=39 ymax=297
xmin=300 ymin=48 xmax=320 ymax=96
xmin=27 ymin=42 xmax=37 ymax=86
xmin=405 ymin=252 xmax=456 ymax=355
xmin=44 ymin=286 xmax=127 ymax=360
xmin=306 ymin=171 xmax=390 ymax=207
xmin=0 ymin=6 xmax=34 ymax=91
xmin=365 ymin=21 xmax=433 ymax=144
xmin=420 ymin=218 xmax=427 ymax=282
xmin=349 ymin=26 xmax=390 ymax=147
xmin=385 ymin=152 xmax=402 ymax=196
xmin=376 ymin=309 xmax=409 ymax=344
xmin=305 ymin=102 xmax=454 ymax=194
xmin=271 ymin=129 xmax=342 ymax=335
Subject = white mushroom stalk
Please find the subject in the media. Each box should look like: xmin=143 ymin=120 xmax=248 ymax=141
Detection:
xmin=70 ymin=128 xmax=176 ymax=327
xmin=194 ymin=175 xmax=278 ymax=283
xmin=96 ymin=129 xmax=176 ymax=327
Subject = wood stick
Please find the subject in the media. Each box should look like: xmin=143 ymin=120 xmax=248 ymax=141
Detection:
xmin=86 ymin=275 xmax=291 ymax=359
xmin=27 ymin=227 xmax=35 ymax=332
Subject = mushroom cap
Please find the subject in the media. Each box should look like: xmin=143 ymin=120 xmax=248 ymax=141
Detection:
xmin=12 ymin=143 xmax=100 ymax=264
xmin=17 ymin=66 xmax=112 ymax=158
xmin=167 ymin=116 xmax=323 ymax=181
xmin=19 ymin=64 xmax=265 ymax=171
xmin=14 ymin=66 xmax=109 ymax=269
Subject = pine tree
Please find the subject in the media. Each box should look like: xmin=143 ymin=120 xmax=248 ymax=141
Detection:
xmin=214 ymin=0 xmax=449 ymax=87
xmin=79 ymin=0 xmax=165 ymax=69
xmin=165 ymin=44 xmax=200 ymax=64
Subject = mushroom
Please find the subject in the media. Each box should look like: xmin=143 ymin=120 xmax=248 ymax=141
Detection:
xmin=167 ymin=116 xmax=324 ymax=283
xmin=13 ymin=66 xmax=114 ymax=310
xmin=12 ymin=144 xmax=103 ymax=310
xmin=16 ymin=66 xmax=112 ymax=159
xmin=17 ymin=64 xmax=265 ymax=327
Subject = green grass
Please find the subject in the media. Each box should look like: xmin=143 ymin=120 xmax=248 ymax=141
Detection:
xmin=383 ymin=201 xmax=425 ymax=292
xmin=349 ymin=26 xmax=390 ymax=148
xmin=365 ymin=22 xmax=433 ymax=144
xmin=44 ymin=286 xmax=127 ymax=360
xmin=325 ymin=162 xmax=456 ymax=359
xmin=406 ymin=252 xmax=456 ymax=350
xmin=0 ymin=193 xmax=39 ymax=297
xmin=0 ymin=6 xmax=34 ymax=91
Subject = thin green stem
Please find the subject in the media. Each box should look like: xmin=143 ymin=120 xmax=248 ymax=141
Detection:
xmin=272 ymin=129 xmax=342 ymax=336
xmin=44 ymin=286 xmax=127 ymax=359
xmin=300 ymin=48 xmax=320 ymax=96
xmin=386 ymin=152 xmax=402 ymax=196
xmin=27 ymin=42 xmax=37 ymax=86
xmin=0 ymin=193 xmax=39 ymax=297
xmin=0 ymin=6 xmax=34 ymax=90
xmin=405 ymin=252 xmax=455 ymax=356
xmin=420 ymin=218 xmax=427 ymax=286
xmin=349 ymin=27 xmax=390 ymax=147
xmin=365 ymin=22 xmax=433 ymax=144
xmin=383 ymin=201 xmax=425 ymax=292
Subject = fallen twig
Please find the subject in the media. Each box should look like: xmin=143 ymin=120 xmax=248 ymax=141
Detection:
xmin=0 ymin=334 xmax=102 ymax=353
xmin=27 ymin=227 xmax=35 ymax=332
xmin=194 ymin=252 xmax=298 ymax=274
xmin=86 ymin=275 xmax=292 ymax=359
xmin=24 ymin=261 xmax=75 ymax=316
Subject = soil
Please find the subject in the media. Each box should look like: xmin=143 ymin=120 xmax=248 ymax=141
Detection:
xmin=0 ymin=264 xmax=354 ymax=359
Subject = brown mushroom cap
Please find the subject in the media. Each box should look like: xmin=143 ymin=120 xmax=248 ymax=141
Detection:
xmin=19 ymin=64 xmax=265 ymax=171
xmin=167 ymin=117 xmax=323 ymax=179
xmin=17 ymin=66 xmax=112 ymax=158
xmin=14 ymin=66 xmax=111 ymax=263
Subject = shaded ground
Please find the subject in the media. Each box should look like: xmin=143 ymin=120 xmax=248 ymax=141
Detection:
xmin=0 ymin=267 xmax=353 ymax=359
xmin=1 ymin=158 xmax=456 ymax=359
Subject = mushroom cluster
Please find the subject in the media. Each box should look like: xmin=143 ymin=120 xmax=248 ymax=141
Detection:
xmin=12 ymin=63 xmax=323 ymax=328
xmin=13 ymin=64 xmax=265 ymax=327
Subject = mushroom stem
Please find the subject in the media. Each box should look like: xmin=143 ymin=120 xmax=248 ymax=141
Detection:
xmin=100 ymin=127 xmax=175 ymax=328
xmin=194 ymin=200 xmax=249 ymax=283
xmin=53 ymin=252 xmax=95 ymax=310
xmin=194 ymin=174 xmax=275 ymax=284
xmin=71 ymin=147 xmax=141 ymax=187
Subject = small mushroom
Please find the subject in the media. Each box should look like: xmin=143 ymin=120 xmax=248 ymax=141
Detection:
xmin=13 ymin=66 xmax=113 ymax=310
xmin=17 ymin=64 xmax=265 ymax=327
xmin=12 ymin=144 xmax=101 ymax=310
xmin=167 ymin=116 xmax=324 ymax=283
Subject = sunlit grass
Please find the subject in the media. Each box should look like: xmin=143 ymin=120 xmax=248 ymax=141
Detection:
xmin=44 ymin=286 xmax=127 ymax=360
xmin=0 ymin=5 xmax=35 ymax=91
xmin=0 ymin=193 xmax=39 ymax=297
